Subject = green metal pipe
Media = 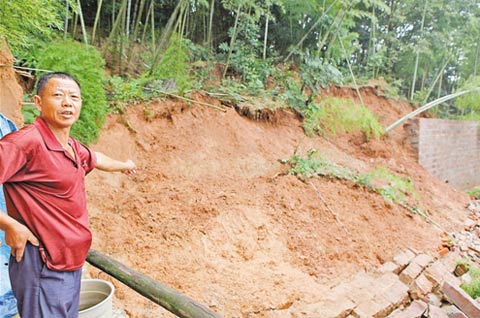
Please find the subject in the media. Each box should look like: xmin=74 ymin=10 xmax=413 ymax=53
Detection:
xmin=86 ymin=249 xmax=222 ymax=318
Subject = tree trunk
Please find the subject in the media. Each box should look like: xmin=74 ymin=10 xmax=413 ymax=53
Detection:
xmin=207 ymin=0 xmax=215 ymax=50
xmin=284 ymin=0 xmax=340 ymax=62
xmin=474 ymin=39 xmax=480 ymax=77
xmin=76 ymin=0 xmax=89 ymax=45
xmin=86 ymin=249 xmax=222 ymax=318
xmin=64 ymin=0 xmax=70 ymax=40
xmin=222 ymin=3 xmax=242 ymax=79
xmin=263 ymin=14 xmax=269 ymax=60
xmin=423 ymin=56 xmax=450 ymax=103
xmin=92 ymin=0 xmax=104 ymax=44
xmin=104 ymin=0 xmax=128 ymax=56
xmin=150 ymin=0 xmax=186 ymax=74
xmin=150 ymin=0 xmax=155 ymax=50
xmin=368 ymin=6 xmax=376 ymax=77
xmin=317 ymin=5 xmax=346 ymax=58
xmin=126 ymin=0 xmax=132 ymax=39
xmin=410 ymin=0 xmax=428 ymax=100
xmin=126 ymin=0 xmax=147 ymax=71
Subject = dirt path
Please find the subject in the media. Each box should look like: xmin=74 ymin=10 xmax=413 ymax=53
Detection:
xmin=85 ymin=88 xmax=470 ymax=317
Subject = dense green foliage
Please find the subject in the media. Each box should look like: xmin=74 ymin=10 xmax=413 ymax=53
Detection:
xmin=454 ymin=77 xmax=480 ymax=118
xmin=0 ymin=0 xmax=64 ymax=64
xmin=106 ymin=75 xmax=169 ymax=113
xmin=2 ymin=0 xmax=480 ymax=127
xmin=36 ymin=40 xmax=107 ymax=145
xmin=152 ymin=34 xmax=191 ymax=93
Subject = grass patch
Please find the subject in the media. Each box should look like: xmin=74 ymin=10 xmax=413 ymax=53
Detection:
xmin=466 ymin=186 xmax=480 ymax=199
xmin=357 ymin=166 xmax=417 ymax=205
xmin=303 ymin=97 xmax=384 ymax=141
xmin=461 ymin=263 xmax=480 ymax=299
xmin=284 ymin=150 xmax=418 ymax=207
xmin=285 ymin=149 xmax=355 ymax=182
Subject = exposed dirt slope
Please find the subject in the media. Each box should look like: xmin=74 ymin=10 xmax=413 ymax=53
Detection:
xmin=0 ymin=40 xmax=24 ymax=127
xmin=85 ymin=87 xmax=470 ymax=318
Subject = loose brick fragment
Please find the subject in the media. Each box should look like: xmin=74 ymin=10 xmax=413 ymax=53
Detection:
xmin=385 ymin=300 xmax=427 ymax=318
xmin=380 ymin=279 xmax=410 ymax=308
xmin=377 ymin=262 xmax=398 ymax=274
xmin=399 ymin=262 xmax=424 ymax=285
xmin=423 ymin=261 xmax=451 ymax=290
xmin=304 ymin=299 xmax=355 ymax=318
xmin=393 ymin=249 xmax=416 ymax=274
xmin=409 ymin=273 xmax=434 ymax=299
xmin=353 ymin=294 xmax=394 ymax=318
xmin=413 ymin=253 xmax=435 ymax=268
xmin=428 ymin=305 xmax=448 ymax=318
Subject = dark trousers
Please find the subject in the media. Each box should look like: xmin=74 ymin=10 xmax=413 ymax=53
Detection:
xmin=9 ymin=244 xmax=82 ymax=318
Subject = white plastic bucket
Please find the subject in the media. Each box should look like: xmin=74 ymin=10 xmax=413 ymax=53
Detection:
xmin=78 ymin=279 xmax=115 ymax=318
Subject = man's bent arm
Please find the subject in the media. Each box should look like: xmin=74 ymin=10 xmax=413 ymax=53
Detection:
xmin=0 ymin=212 xmax=39 ymax=262
xmin=94 ymin=151 xmax=136 ymax=174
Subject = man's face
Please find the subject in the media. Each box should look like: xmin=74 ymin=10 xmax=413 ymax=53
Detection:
xmin=34 ymin=77 xmax=82 ymax=130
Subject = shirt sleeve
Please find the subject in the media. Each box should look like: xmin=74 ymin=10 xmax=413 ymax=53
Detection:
xmin=73 ymin=141 xmax=97 ymax=174
xmin=0 ymin=141 xmax=27 ymax=183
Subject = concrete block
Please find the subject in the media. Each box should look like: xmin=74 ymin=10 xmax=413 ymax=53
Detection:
xmin=393 ymin=249 xmax=416 ymax=274
xmin=428 ymin=305 xmax=448 ymax=318
xmin=377 ymin=262 xmax=398 ymax=274
xmin=380 ymin=279 xmax=410 ymax=308
xmin=424 ymin=261 xmax=450 ymax=289
xmin=345 ymin=272 xmax=377 ymax=304
xmin=399 ymin=262 xmax=424 ymax=285
xmin=375 ymin=272 xmax=401 ymax=292
xmin=385 ymin=300 xmax=427 ymax=318
xmin=353 ymin=294 xmax=394 ymax=318
xmin=413 ymin=253 xmax=435 ymax=268
xmin=443 ymin=304 xmax=468 ymax=318
xmin=304 ymin=298 xmax=355 ymax=318
xmin=441 ymin=280 xmax=480 ymax=318
xmin=426 ymin=293 xmax=443 ymax=307
xmin=409 ymin=273 xmax=434 ymax=299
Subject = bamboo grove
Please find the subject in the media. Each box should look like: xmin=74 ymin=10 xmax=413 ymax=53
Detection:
xmin=1 ymin=0 xmax=480 ymax=108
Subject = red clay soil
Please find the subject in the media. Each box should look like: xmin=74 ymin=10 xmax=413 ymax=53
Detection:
xmin=85 ymin=87 xmax=470 ymax=318
xmin=0 ymin=39 xmax=25 ymax=128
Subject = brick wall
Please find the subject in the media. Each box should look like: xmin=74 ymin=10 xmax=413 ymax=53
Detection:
xmin=404 ymin=118 xmax=480 ymax=190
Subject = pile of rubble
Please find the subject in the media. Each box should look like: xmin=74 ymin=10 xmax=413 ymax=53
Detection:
xmin=451 ymin=200 xmax=480 ymax=262
xmin=296 ymin=200 xmax=480 ymax=318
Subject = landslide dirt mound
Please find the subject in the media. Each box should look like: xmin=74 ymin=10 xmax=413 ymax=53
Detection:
xmin=85 ymin=87 xmax=470 ymax=318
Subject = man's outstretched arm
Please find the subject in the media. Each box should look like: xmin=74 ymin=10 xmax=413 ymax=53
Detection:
xmin=94 ymin=151 xmax=137 ymax=175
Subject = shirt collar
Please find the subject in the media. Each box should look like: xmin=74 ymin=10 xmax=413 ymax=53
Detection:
xmin=33 ymin=117 xmax=68 ymax=152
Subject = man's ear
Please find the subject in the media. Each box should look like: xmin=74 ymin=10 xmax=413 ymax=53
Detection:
xmin=33 ymin=95 xmax=42 ymax=113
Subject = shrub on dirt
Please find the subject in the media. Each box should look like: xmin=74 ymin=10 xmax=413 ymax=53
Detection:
xmin=466 ymin=186 xmax=480 ymax=199
xmin=357 ymin=166 xmax=417 ymax=205
xmin=303 ymin=97 xmax=384 ymax=140
xmin=286 ymin=149 xmax=355 ymax=182
xmin=36 ymin=40 xmax=107 ymax=145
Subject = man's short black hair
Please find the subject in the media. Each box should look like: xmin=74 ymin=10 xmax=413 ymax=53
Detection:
xmin=36 ymin=72 xmax=81 ymax=95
